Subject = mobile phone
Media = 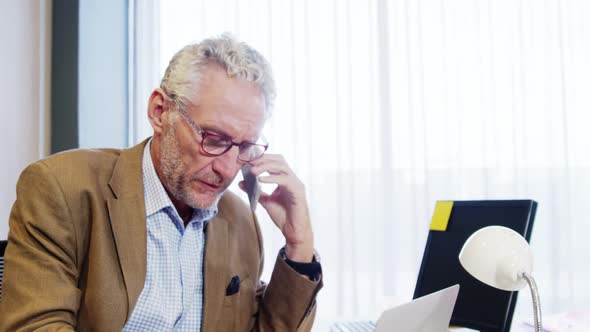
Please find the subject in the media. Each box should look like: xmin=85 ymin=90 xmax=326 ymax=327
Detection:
xmin=241 ymin=164 xmax=260 ymax=211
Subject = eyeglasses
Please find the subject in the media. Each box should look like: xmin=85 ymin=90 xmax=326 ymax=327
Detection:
xmin=168 ymin=94 xmax=268 ymax=162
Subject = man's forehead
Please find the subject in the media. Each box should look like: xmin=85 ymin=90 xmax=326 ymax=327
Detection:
xmin=187 ymin=66 xmax=264 ymax=105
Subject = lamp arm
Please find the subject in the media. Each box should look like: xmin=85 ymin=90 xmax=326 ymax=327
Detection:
xmin=521 ymin=272 xmax=543 ymax=332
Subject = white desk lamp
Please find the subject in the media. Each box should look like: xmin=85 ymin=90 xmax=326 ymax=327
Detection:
xmin=459 ymin=225 xmax=542 ymax=332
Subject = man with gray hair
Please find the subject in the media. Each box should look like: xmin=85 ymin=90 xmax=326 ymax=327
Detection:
xmin=0 ymin=35 xmax=322 ymax=331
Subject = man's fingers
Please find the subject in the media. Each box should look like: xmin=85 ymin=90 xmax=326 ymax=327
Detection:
xmin=250 ymin=162 xmax=290 ymax=176
xmin=237 ymin=180 xmax=246 ymax=191
xmin=249 ymin=154 xmax=294 ymax=176
xmin=258 ymin=174 xmax=289 ymax=186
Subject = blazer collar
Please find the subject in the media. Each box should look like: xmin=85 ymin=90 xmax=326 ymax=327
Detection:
xmin=107 ymin=139 xmax=149 ymax=318
xmin=202 ymin=194 xmax=241 ymax=330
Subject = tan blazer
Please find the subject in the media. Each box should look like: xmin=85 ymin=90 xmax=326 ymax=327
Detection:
xmin=0 ymin=140 xmax=321 ymax=331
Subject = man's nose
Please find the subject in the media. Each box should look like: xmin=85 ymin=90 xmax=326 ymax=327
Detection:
xmin=211 ymin=146 xmax=243 ymax=179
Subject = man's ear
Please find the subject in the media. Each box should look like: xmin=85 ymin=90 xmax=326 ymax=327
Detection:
xmin=147 ymin=88 xmax=168 ymax=134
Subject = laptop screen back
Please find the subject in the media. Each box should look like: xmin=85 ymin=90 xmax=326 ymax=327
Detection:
xmin=376 ymin=284 xmax=460 ymax=332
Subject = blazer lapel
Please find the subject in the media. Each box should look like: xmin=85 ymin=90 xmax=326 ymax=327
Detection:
xmin=107 ymin=140 xmax=149 ymax=318
xmin=202 ymin=213 xmax=230 ymax=331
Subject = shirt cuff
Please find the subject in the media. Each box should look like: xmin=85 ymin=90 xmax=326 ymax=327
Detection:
xmin=279 ymin=247 xmax=322 ymax=282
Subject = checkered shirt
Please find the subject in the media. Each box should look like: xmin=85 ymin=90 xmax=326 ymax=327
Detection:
xmin=122 ymin=141 xmax=217 ymax=331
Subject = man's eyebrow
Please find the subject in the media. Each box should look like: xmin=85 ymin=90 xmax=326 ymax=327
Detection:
xmin=199 ymin=124 xmax=229 ymax=136
xmin=186 ymin=103 xmax=255 ymax=140
xmin=200 ymin=125 xmax=260 ymax=143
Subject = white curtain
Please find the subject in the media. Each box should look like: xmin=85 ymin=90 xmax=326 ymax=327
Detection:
xmin=133 ymin=0 xmax=590 ymax=330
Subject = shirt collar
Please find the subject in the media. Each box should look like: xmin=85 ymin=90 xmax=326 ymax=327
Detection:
xmin=142 ymin=139 xmax=218 ymax=223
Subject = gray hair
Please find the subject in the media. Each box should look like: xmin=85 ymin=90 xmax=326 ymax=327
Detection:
xmin=160 ymin=34 xmax=275 ymax=118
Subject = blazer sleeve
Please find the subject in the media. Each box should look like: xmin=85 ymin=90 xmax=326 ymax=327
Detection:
xmin=250 ymin=213 xmax=323 ymax=331
xmin=254 ymin=255 xmax=323 ymax=332
xmin=0 ymin=162 xmax=80 ymax=332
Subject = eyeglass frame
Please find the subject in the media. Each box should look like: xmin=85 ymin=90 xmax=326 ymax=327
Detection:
xmin=166 ymin=93 xmax=269 ymax=162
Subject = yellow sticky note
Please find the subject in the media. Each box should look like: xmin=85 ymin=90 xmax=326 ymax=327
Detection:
xmin=430 ymin=201 xmax=454 ymax=231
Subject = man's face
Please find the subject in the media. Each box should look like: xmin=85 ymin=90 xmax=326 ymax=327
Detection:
xmin=157 ymin=66 xmax=266 ymax=210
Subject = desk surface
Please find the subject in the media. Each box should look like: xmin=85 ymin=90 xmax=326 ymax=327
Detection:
xmin=330 ymin=321 xmax=535 ymax=332
xmin=450 ymin=323 xmax=534 ymax=332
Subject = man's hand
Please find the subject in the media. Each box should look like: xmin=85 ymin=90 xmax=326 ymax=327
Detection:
xmin=239 ymin=154 xmax=314 ymax=263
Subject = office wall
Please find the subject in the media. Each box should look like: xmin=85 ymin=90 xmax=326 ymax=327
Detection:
xmin=78 ymin=0 xmax=128 ymax=149
xmin=0 ymin=0 xmax=128 ymax=239
xmin=52 ymin=0 xmax=129 ymax=152
xmin=0 ymin=1 xmax=51 ymax=239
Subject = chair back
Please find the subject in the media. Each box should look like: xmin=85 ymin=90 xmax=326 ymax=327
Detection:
xmin=1 ymin=240 xmax=7 ymax=301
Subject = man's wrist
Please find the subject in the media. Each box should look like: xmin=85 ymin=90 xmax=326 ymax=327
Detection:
xmin=285 ymin=243 xmax=314 ymax=263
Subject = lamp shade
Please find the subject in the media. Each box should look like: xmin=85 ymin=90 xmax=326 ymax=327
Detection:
xmin=459 ymin=225 xmax=533 ymax=291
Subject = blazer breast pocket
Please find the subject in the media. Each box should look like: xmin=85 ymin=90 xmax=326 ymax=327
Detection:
xmin=221 ymin=274 xmax=257 ymax=331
